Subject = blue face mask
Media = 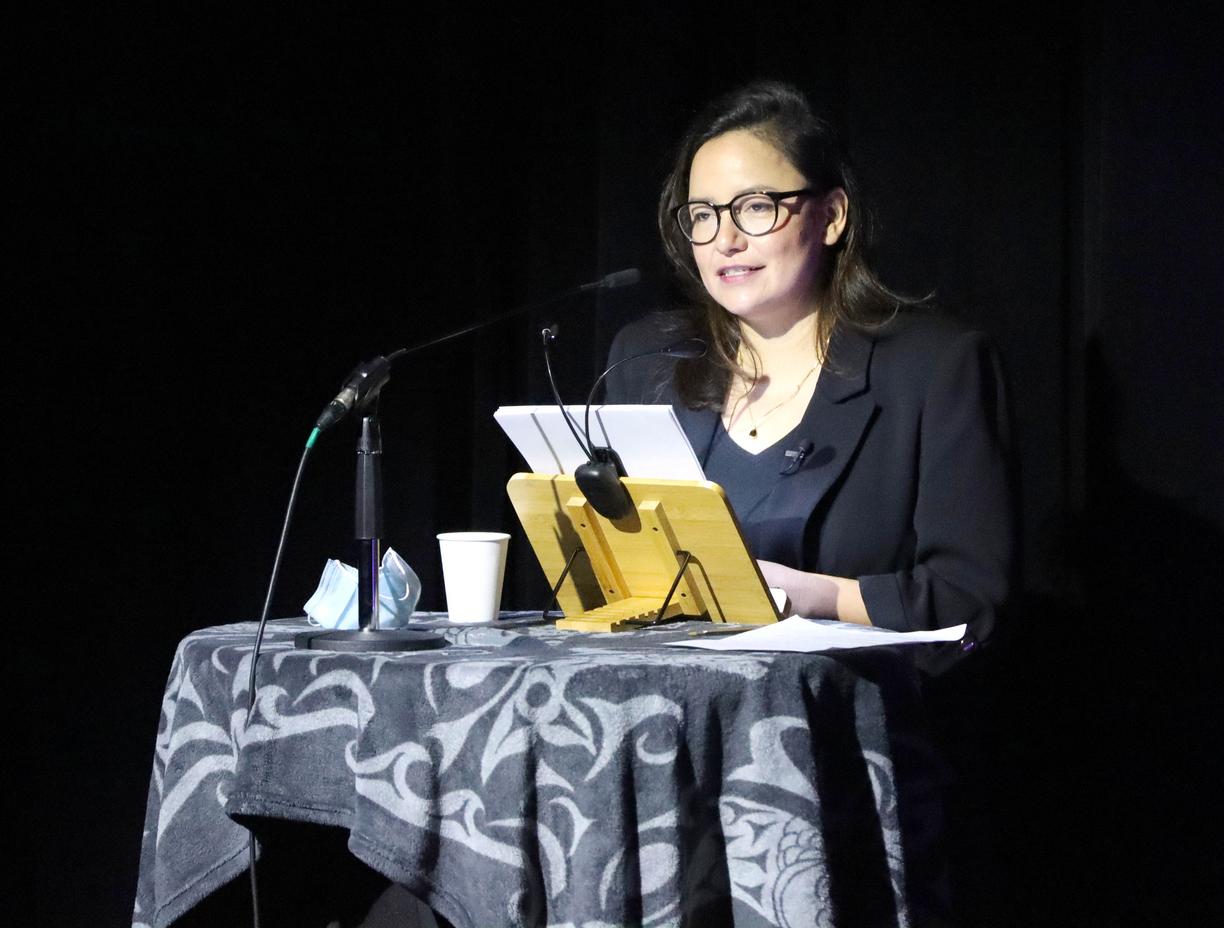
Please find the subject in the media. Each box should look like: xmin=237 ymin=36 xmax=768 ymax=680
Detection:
xmin=303 ymin=547 xmax=421 ymax=629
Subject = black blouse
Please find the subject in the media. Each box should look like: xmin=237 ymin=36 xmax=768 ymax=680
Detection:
xmin=702 ymin=418 xmax=810 ymax=562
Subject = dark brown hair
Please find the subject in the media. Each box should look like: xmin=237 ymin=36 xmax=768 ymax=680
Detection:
xmin=658 ymin=80 xmax=911 ymax=408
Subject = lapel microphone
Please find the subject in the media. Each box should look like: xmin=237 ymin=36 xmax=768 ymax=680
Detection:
xmin=780 ymin=440 xmax=815 ymax=476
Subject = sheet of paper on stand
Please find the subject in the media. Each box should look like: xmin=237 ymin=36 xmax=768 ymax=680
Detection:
xmin=667 ymin=615 xmax=968 ymax=652
xmin=494 ymin=404 xmax=705 ymax=478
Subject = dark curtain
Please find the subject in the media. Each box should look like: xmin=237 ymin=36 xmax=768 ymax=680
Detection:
xmin=27 ymin=2 xmax=1220 ymax=924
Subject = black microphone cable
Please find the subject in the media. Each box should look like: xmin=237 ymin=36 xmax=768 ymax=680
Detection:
xmin=242 ymin=427 xmax=319 ymax=928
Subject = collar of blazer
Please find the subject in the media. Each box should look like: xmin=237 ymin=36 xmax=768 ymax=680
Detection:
xmin=763 ymin=323 xmax=879 ymax=568
xmin=677 ymin=322 xmax=877 ymax=458
xmin=677 ymin=322 xmax=880 ymax=570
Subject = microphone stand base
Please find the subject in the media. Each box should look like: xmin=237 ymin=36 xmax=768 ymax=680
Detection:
xmin=293 ymin=629 xmax=448 ymax=652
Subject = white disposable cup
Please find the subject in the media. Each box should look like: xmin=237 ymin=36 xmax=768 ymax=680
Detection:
xmin=437 ymin=532 xmax=510 ymax=623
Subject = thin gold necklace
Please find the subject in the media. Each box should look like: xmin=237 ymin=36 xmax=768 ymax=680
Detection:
xmin=727 ymin=364 xmax=819 ymax=439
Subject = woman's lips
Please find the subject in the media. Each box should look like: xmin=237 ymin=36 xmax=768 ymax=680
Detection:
xmin=718 ymin=264 xmax=763 ymax=282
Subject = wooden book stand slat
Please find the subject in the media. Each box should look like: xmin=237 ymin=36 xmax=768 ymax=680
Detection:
xmin=506 ymin=473 xmax=779 ymax=632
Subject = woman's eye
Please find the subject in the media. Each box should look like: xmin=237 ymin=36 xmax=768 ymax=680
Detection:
xmin=689 ymin=208 xmax=713 ymax=224
xmin=741 ymin=199 xmax=772 ymax=214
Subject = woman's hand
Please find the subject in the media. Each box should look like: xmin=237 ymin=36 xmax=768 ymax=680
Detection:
xmin=756 ymin=560 xmax=872 ymax=626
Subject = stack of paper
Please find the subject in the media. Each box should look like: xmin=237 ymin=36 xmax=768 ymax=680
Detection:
xmin=666 ymin=616 xmax=968 ymax=653
xmin=494 ymin=404 xmax=704 ymax=479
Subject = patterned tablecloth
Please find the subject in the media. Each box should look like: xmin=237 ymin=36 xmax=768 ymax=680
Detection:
xmin=133 ymin=616 xmax=938 ymax=928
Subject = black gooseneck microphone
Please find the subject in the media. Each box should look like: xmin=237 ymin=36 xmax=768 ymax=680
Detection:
xmin=541 ymin=332 xmax=707 ymax=520
xmin=311 ymin=267 xmax=643 ymax=436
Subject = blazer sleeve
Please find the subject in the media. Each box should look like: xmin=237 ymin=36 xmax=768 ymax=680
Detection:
xmin=857 ymin=330 xmax=1016 ymax=641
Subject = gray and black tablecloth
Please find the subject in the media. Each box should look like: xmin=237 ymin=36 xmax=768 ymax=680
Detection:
xmin=134 ymin=617 xmax=942 ymax=927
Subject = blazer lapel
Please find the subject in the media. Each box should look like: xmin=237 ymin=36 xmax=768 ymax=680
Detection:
xmin=755 ymin=324 xmax=879 ymax=568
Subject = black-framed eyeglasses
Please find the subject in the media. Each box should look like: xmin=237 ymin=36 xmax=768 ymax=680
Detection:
xmin=673 ymin=188 xmax=814 ymax=245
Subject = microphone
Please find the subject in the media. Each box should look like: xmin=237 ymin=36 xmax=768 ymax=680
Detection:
xmin=578 ymin=267 xmax=642 ymax=292
xmin=311 ymin=267 xmax=641 ymax=435
xmin=779 ymin=439 xmax=815 ymax=475
xmin=314 ymin=356 xmax=392 ymax=433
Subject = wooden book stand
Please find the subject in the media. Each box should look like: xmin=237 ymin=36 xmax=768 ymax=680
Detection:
xmin=506 ymin=473 xmax=780 ymax=632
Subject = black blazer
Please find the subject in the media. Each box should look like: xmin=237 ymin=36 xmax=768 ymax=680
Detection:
xmin=605 ymin=310 xmax=1015 ymax=644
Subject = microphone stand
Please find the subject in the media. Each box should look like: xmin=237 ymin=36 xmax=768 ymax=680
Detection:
xmin=290 ymin=268 xmax=644 ymax=651
xmin=296 ymin=404 xmax=446 ymax=652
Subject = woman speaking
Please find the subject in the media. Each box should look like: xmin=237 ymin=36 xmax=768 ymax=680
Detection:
xmin=607 ymin=81 xmax=1015 ymax=644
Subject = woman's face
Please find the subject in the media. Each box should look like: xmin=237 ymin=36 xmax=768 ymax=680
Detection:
xmin=686 ymin=130 xmax=844 ymax=333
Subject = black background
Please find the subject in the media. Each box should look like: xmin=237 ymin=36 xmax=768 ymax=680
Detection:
xmin=24 ymin=1 xmax=1221 ymax=924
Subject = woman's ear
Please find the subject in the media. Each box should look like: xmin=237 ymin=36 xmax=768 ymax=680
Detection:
xmin=823 ymin=188 xmax=849 ymax=246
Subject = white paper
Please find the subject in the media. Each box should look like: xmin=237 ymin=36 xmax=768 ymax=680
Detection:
xmin=495 ymin=405 xmax=705 ymax=480
xmin=768 ymin=587 xmax=788 ymax=613
xmin=665 ymin=615 xmax=968 ymax=652
xmin=589 ymin=405 xmax=705 ymax=480
xmin=493 ymin=406 xmax=589 ymax=475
